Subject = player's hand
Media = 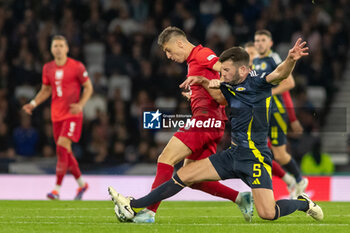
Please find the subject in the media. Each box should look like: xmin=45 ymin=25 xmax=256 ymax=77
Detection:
xmin=208 ymin=79 xmax=221 ymax=89
xmin=288 ymin=38 xmax=309 ymax=61
xmin=22 ymin=103 xmax=35 ymax=115
xmin=179 ymin=76 xmax=204 ymax=90
xmin=289 ymin=120 xmax=304 ymax=138
xmin=181 ymin=91 xmax=191 ymax=101
xmin=70 ymin=103 xmax=83 ymax=114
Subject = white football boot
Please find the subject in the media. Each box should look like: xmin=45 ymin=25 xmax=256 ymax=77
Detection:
xmin=132 ymin=208 xmax=156 ymax=223
xmin=108 ymin=186 xmax=135 ymax=222
xmin=236 ymin=192 xmax=254 ymax=222
xmin=298 ymin=193 xmax=324 ymax=221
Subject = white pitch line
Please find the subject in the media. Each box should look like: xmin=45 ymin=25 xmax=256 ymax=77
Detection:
xmin=2 ymin=215 xmax=350 ymax=218
xmin=0 ymin=221 xmax=348 ymax=227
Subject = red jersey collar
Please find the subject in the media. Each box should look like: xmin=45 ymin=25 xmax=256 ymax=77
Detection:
xmin=186 ymin=45 xmax=202 ymax=63
xmin=55 ymin=57 xmax=70 ymax=68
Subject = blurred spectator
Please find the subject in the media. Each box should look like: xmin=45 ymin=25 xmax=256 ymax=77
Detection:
xmin=40 ymin=123 xmax=55 ymax=158
xmin=86 ymin=122 xmax=109 ymax=163
xmin=0 ymin=121 xmax=15 ymax=158
xmin=12 ymin=114 xmax=39 ymax=157
xmin=108 ymin=9 xmax=140 ymax=36
xmin=301 ymin=139 xmax=334 ymax=175
xmin=206 ymin=16 xmax=231 ymax=42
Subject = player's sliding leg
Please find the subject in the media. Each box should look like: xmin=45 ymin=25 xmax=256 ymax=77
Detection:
xmin=272 ymin=160 xmax=296 ymax=196
xmin=133 ymin=136 xmax=192 ymax=223
xmin=133 ymin=137 xmax=246 ymax=223
xmin=185 ymin=159 xmax=253 ymax=222
xmin=252 ymin=188 xmax=323 ymax=221
xmin=109 ymin=158 xmax=222 ymax=222
xmin=272 ymin=145 xmax=308 ymax=198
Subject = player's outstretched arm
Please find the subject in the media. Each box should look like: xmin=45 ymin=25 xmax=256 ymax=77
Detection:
xmin=266 ymin=38 xmax=309 ymax=85
xmin=179 ymin=76 xmax=227 ymax=105
xmin=271 ymin=74 xmax=295 ymax=96
xmin=70 ymin=79 xmax=93 ymax=114
xmin=22 ymin=84 xmax=52 ymax=115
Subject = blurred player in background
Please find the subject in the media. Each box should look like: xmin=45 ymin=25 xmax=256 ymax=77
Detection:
xmin=245 ymin=42 xmax=297 ymax=196
xmin=116 ymin=26 xmax=253 ymax=223
xmin=23 ymin=35 xmax=93 ymax=200
xmin=253 ymin=30 xmax=307 ymax=198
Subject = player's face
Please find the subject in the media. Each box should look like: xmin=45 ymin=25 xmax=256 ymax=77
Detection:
xmin=51 ymin=39 xmax=69 ymax=59
xmin=162 ymin=39 xmax=186 ymax=63
xmin=254 ymin=35 xmax=273 ymax=56
xmin=220 ymin=60 xmax=241 ymax=84
xmin=245 ymin=46 xmax=258 ymax=66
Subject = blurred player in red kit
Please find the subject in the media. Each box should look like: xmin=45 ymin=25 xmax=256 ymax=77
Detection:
xmin=23 ymin=35 xmax=93 ymax=200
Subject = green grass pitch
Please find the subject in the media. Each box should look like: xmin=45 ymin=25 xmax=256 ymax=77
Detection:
xmin=1 ymin=201 xmax=349 ymax=233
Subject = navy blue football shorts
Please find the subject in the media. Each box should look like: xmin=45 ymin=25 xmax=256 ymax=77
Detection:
xmin=209 ymin=144 xmax=273 ymax=189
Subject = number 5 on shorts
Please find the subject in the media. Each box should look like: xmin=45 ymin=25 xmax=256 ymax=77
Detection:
xmin=253 ymin=163 xmax=261 ymax=177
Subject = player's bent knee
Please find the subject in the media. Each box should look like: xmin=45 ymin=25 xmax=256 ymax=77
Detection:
xmin=157 ymin=151 xmax=175 ymax=165
xmin=57 ymin=137 xmax=72 ymax=150
xmin=256 ymin=207 xmax=276 ymax=220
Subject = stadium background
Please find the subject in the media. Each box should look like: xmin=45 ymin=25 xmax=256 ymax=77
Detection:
xmin=0 ymin=0 xmax=349 ymax=200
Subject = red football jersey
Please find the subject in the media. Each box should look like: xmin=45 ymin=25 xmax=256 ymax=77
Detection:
xmin=186 ymin=45 xmax=227 ymax=121
xmin=42 ymin=57 xmax=89 ymax=122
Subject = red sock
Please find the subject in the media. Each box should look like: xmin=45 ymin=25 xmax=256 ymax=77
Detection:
xmin=272 ymin=160 xmax=286 ymax=178
xmin=147 ymin=162 xmax=174 ymax=213
xmin=190 ymin=181 xmax=239 ymax=202
xmin=68 ymin=152 xmax=82 ymax=179
xmin=56 ymin=146 xmax=69 ymax=185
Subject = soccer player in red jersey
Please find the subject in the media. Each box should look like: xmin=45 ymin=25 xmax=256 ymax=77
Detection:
xmin=22 ymin=35 xmax=93 ymax=200
xmin=114 ymin=27 xmax=253 ymax=223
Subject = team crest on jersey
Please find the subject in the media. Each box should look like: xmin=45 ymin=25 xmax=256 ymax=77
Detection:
xmin=235 ymin=87 xmax=246 ymax=91
xmin=55 ymin=70 xmax=64 ymax=80
xmin=261 ymin=62 xmax=267 ymax=70
xmin=83 ymin=71 xmax=88 ymax=77
xmin=207 ymin=54 xmax=216 ymax=61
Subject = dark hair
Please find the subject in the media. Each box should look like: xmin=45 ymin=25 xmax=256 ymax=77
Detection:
xmin=255 ymin=29 xmax=272 ymax=38
xmin=51 ymin=35 xmax=68 ymax=45
xmin=219 ymin=47 xmax=249 ymax=67
xmin=157 ymin=26 xmax=186 ymax=47
xmin=244 ymin=41 xmax=254 ymax=48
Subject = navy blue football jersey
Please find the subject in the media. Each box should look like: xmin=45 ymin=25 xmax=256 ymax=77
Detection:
xmin=220 ymin=71 xmax=274 ymax=148
xmin=253 ymin=51 xmax=287 ymax=116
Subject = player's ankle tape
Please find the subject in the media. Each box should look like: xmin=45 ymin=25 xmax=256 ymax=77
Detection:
xmin=273 ymin=204 xmax=280 ymax=220
xmin=172 ymin=173 xmax=186 ymax=188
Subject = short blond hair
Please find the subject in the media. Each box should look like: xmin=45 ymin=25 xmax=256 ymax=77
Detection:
xmin=51 ymin=35 xmax=68 ymax=46
xmin=157 ymin=26 xmax=186 ymax=48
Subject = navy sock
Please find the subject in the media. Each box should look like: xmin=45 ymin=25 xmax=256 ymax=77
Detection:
xmin=283 ymin=159 xmax=302 ymax=182
xmin=130 ymin=174 xmax=186 ymax=209
xmin=273 ymin=199 xmax=309 ymax=219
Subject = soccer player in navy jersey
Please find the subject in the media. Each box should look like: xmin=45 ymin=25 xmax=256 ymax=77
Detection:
xmin=109 ymin=39 xmax=323 ymax=222
xmin=253 ymin=30 xmax=307 ymax=198
xmin=245 ymin=41 xmax=297 ymax=196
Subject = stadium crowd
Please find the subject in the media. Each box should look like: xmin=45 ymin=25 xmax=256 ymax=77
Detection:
xmin=0 ymin=0 xmax=348 ymax=171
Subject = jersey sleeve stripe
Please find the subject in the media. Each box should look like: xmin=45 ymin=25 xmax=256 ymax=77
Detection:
xmin=270 ymin=52 xmax=282 ymax=65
